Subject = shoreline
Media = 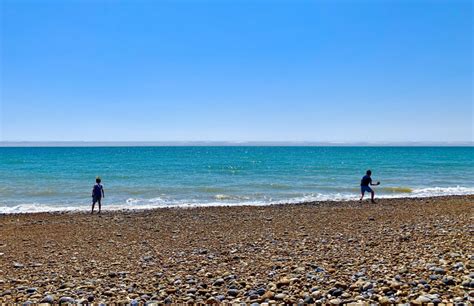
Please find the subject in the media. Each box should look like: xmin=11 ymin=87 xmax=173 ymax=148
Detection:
xmin=1 ymin=194 xmax=474 ymax=216
xmin=1 ymin=195 xmax=473 ymax=304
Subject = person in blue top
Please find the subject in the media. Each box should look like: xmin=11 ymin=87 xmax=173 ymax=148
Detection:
xmin=359 ymin=170 xmax=380 ymax=203
xmin=91 ymin=177 xmax=105 ymax=214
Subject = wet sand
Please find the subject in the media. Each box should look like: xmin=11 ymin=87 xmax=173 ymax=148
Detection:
xmin=0 ymin=195 xmax=473 ymax=304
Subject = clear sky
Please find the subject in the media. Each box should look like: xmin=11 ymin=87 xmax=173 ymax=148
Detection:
xmin=0 ymin=0 xmax=472 ymax=142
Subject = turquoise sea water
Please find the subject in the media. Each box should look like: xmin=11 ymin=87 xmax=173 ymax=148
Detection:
xmin=0 ymin=146 xmax=473 ymax=213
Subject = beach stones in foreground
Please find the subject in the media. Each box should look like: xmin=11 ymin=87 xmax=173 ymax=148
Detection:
xmin=0 ymin=195 xmax=472 ymax=304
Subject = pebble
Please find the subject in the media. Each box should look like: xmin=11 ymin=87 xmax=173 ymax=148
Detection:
xmin=256 ymin=288 xmax=266 ymax=295
xmin=311 ymin=290 xmax=322 ymax=299
xmin=26 ymin=288 xmax=37 ymax=294
xmin=277 ymin=277 xmax=290 ymax=287
xmin=213 ymin=278 xmax=224 ymax=286
xmin=261 ymin=291 xmax=274 ymax=300
xmin=40 ymin=295 xmax=54 ymax=303
xmin=442 ymin=277 xmax=456 ymax=286
xmin=330 ymin=288 xmax=343 ymax=297
xmin=275 ymin=293 xmax=286 ymax=300
xmin=58 ymin=296 xmax=75 ymax=304
xmin=362 ymin=282 xmax=373 ymax=291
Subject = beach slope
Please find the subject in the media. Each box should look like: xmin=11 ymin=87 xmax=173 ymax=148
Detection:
xmin=0 ymin=196 xmax=473 ymax=304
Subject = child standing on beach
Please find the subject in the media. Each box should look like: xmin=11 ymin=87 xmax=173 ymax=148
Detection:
xmin=91 ymin=177 xmax=105 ymax=214
xmin=359 ymin=170 xmax=380 ymax=203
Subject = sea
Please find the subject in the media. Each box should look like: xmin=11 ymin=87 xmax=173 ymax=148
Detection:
xmin=0 ymin=146 xmax=473 ymax=213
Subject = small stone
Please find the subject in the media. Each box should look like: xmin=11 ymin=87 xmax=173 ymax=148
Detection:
xmin=26 ymin=288 xmax=37 ymax=294
xmin=213 ymin=278 xmax=225 ymax=286
xmin=304 ymin=295 xmax=314 ymax=304
xmin=58 ymin=296 xmax=75 ymax=304
xmin=276 ymin=277 xmax=290 ymax=287
xmin=142 ymin=255 xmax=153 ymax=261
xmin=206 ymin=297 xmax=219 ymax=304
xmin=256 ymin=288 xmax=266 ymax=295
xmin=1 ymin=290 xmax=12 ymax=297
xmin=329 ymin=298 xmax=342 ymax=304
xmin=165 ymin=288 xmax=177 ymax=294
xmin=13 ymin=262 xmax=24 ymax=268
xmin=227 ymin=289 xmax=239 ymax=297
xmin=275 ymin=293 xmax=286 ymax=300
xmin=331 ymin=288 xmax=343 ymax=297
xmin=311 ymin=290 xmax=322 ymax=299
xmin=40 ymin=295 xmax=54 ymax=303
xmin=442 ymin=277 xmax=456 ymax=286
xmin=261 ymin=291 xmax=274 ymax=300
xmin=362 ymin=282 xmax=373 ymax=291
xmin=59 ymin=283 xmax=73 ymax=289
xmin=249 ymin=293 xmax=259 ymax=300
xmin=187 ymin=288 xmax=197 ymax=294
xmin=415 ymin=295 xmax=432 ymax=303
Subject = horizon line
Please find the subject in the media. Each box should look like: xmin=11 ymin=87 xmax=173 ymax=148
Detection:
xmin=0 ymin=140 xmax=473 ymax=147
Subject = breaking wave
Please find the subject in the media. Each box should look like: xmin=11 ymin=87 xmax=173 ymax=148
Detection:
xmin=0 ymin=186 xmax=472 ymax=214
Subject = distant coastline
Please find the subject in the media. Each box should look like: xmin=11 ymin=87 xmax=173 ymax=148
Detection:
xmin=1 ymin=141 xmax=473 ymax=147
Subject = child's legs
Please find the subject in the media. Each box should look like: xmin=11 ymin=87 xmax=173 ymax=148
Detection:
xmin=371 ymin=191 xmax=375 ymax=200
xmin=360 ymin=191 xmax=365 ymax=200
xmin=91 ymin=198 xmax=96 ymax=212
xmin=98 ymin=198 xmax=101 ymax=212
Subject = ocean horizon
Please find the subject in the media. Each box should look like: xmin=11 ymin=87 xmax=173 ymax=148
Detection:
xmin=1 ymin=146 xmax=473 ymax=214
xmin=1 ymin=141 xmax=473 ymax=147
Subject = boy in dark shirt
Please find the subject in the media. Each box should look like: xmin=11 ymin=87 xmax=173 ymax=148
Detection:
xmin=91 ymin=177 xmax=105 ymax=214
xmin=359 ymin=170 xmax=380 ymax=203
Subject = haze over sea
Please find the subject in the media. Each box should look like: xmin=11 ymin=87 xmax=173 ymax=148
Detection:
xmin=0 ymin=145 xmax=472 ymax=213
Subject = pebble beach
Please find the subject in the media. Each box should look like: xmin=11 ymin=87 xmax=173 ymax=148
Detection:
xmin=0 ymin=195 xmax=473 ymax=304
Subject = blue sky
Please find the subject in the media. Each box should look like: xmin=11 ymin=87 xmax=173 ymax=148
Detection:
xmin=1 ymin=0 xmax=472 ymax=142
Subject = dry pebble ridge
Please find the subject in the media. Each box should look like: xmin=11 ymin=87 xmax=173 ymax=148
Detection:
xmin=0 ymin=195 xmax=473 ymax=305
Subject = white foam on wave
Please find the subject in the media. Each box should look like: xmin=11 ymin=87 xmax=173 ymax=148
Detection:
xmin=409 ymin=186 xmax=474 ymax=197
xmin=1 ymin=186 xmax=473 ymax=214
